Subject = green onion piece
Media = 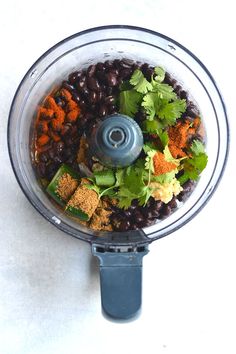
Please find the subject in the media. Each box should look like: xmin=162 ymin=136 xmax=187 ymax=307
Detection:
xmin=94 ymin=170 xmax=115 ymax=187
xmin=65 ymin=206 xmax=89 ymax=221
xmin=46 ymin=164 xmax=79 ymax=205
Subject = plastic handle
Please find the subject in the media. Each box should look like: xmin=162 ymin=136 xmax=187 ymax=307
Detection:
xmin=92 ymin=244 xmax=149 ymax=319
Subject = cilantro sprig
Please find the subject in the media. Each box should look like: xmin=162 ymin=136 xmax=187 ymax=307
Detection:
xmin=119 ymin=66 xmax=186 ymax=127
xmin=178 ymin=139 xmax=208 ymax=185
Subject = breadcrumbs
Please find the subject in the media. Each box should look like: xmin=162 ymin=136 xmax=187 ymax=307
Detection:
xmin=56 ymin=173 xmax=79 ymax=201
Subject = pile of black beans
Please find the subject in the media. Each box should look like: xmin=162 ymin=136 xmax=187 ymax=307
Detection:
xmin=35 ymin=58 xmax=199 ymax=231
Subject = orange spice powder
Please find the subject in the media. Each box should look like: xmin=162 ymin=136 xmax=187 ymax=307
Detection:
xmin=153 ymin=151 xmax=177 ymax=176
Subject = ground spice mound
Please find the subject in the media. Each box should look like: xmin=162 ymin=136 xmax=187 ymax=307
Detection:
xmin=67 ymin=179 xmax=99 ymax=218
xmin=153 ymin=152 xmax=177 ymax=175
xmin=168 ymin=117 xmax=203 ymax=158
xmin=55 ymin=173 xmax=79 ymax=201
xmin=168 ymin=121 xmax=190 ymax=158
xmin=89 ymin=199 xmax=113 ymax=231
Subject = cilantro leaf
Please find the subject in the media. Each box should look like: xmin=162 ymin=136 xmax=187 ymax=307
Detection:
xmin=190 ymin=139 xmax=205 ymax=155
xmin=157 ymin=129 xmax=169 ymax=148
xmin=163 ymin=145 xmax=182 ymax=166
xmin=144 ymin=149 xmax=156 ymax=173
xmin=130 ymin=69 xmax=153 ymax=94
xmin=120 ymin=80 xmax=133 ymax=91
xmin=158 ymin=99 xmax=186 ymax=125
xmin=152 ymin=170 xmax=177 ymax=184
xmin=119 ymin=90 xmax=142 ymax=117
xmin=178 ymin=143 xmax=208 ymax=185
xmin=138 ymin=186 xmax=153 ymax=206
xmin=154 ymin=66 xmax=165 ymax=82
xmin=152 ymin=82 xmax=177 ymax=101
xmin=142 ymin=92 xmax=161 ymax=120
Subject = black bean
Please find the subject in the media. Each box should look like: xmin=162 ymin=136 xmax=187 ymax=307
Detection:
xmin=79 ymin=99 xmax=87 ymax=110
xmin=87 ymin=64 xmax=96 ymax=77
xmin=97 ymin=91 xmax=104 ymax=101
xmin=76 ymin=78 xmax=87 ymax=91
xmin=88 ymin=91 xmax=97 ymax=104
xmin=37 ymin=162 xmax=46 ymax=178
xmin=78 ymin=115 xmax=88 ymax=128
xmin=106 ymin=72 xmax=117 ymax=87
xmin=71 ymin=91 xmax=81 ymax=104
xmin=45 ymin=163 xmax=59 ymax=180
xmin=154 ymin=200 xmax=163 ymax=211
xmin=160 ymin=205 xmax=172 ymax=217
xmin=120 ymin=59 xmax=134 ymax=68
xmin=123 ymin=210 xmax=132 ymax=218
xmin=96 ymin=62 xmax=105 ymax=71
xmin=168 ymin=197 xmax=177 ymax=209
xmin=62 ymin=81 xmax=75 ymax=92
xmin=186 ymin=101 xmax=199 ymax=118
xmin=104 ymin=60 xmax=113 ymax=69
xmin=38 ymin=152 xmax=49 ymax=163
xmin=104 ymin=95 xmax=115 ymax=105
xmin=87 ymin=77 xmax=100 ymax=91
xmin=131 ymin=223 xmax=139 ymax=230
xmin=150 ymin=210 xmax=160 ymax=218
xmin=95 ymin=72 xmax=105 ymax=84
xmin=183 ymin=180 xmax=194 ymax=193
xmin=106 ymin=86 xmax=113 ymax=96
xmin=81 ymin=88 xmax=90 ymax=100
xmin=98 ymin=104 xmax=108 ymax=117
xmin=180 ymin=90 xmax=188 ymax=100
xmin=108 ymin=105 xmax=117 ymax=114
xmin=55 ymin=141 xmax=65 ymax=154
xmin=145 ymin=68 xmax=154 ymax=81
xmin=113 ymin=59 xmax=121 ymax=68
xmin=68 ymin=71 xmax=82 ymax=85
xmin=118 ymin=220 xmax=131 ymax=232
xmin=133 ymin=211 xmax=144 ymax=224
xmin=119 ymin=68 xmax=132 ymax=79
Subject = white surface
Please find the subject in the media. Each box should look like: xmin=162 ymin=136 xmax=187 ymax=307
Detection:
xmin=0 ymin=1 xmax=235 ymax=353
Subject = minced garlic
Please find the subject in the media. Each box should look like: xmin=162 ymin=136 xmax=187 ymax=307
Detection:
xmin=150 ymin=178 xmax=183 ymax=204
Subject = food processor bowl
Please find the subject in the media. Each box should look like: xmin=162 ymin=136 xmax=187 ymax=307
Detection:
xmin=8 ymin=25 xmax=229 ymax=319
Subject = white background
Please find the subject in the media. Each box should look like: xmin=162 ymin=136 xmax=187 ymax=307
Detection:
xmin=0 ymin=1 xmax=235 ymax=353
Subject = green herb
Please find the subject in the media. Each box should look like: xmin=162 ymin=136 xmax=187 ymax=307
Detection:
xmin=190 ymin=139 xmax=206 ymax=155
xmin=157 ymin=99 xmax=186 ymax=124
xmin=178 ymin=139 xmax=208 ymax=185
xmin=152 ymin=170 xmax=177 ymax=184
xmin=130 ymin=69 xmax=153 ymax=94
xmin=119 ymin=66 xmax=186 ymax=128
xmin=119 ymin=90 xmax=142 ymax=117
xmin=154 ymin=66 xmax=165 ymax=82
xmin=141 ymin=92 xmax=161 ymax=120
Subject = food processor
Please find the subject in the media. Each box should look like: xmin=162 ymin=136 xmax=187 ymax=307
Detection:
xmin=8 ymin=25 xmax=229 ymax=319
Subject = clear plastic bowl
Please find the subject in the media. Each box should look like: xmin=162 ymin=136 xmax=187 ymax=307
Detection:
xmin=8 ymin=25 xmax=229 ymax=246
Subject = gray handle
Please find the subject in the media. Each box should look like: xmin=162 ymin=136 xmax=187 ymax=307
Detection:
xmin=92 ymin=244 xmax=149 ymax=319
